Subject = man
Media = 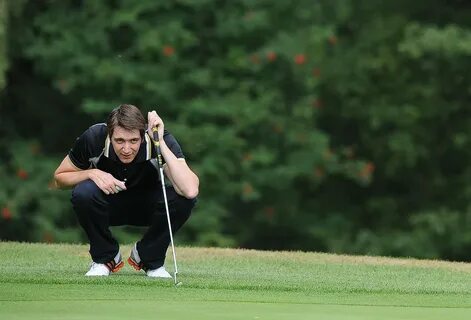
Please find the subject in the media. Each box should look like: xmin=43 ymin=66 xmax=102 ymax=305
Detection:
xmin=54 ymin=104 xmax=199 ymax=277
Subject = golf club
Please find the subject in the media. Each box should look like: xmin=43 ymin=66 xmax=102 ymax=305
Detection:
xmin=152 ymin=126 xmax=181 ymax=287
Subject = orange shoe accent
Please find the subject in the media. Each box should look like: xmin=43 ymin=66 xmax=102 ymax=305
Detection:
xmin=127 ymin=257 xmax=142 ymax=271
xmin=112 ymin=260 xmax=124 ymax=273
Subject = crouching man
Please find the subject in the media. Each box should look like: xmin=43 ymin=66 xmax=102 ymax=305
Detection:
xmin=54 ymin=104 xmax=199 ymax=277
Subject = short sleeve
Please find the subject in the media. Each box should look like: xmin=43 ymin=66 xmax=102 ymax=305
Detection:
xmin=163 ymin=131 xmax=185 ymax=159
xmin=68 ymin=124 xmax=106 ymax=169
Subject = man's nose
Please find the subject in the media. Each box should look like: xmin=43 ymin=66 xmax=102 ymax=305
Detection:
xmin=123 ymin=142 xmax=131 ymax=152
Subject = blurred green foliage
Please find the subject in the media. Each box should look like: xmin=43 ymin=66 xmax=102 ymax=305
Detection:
xmin=0 ymin=0 xmax=470 ymax=261
xmin=0 ymin=0 xmax=7 ymax=90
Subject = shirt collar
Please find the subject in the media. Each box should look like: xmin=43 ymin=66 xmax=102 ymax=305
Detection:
xmin=103 ymin=133 xmax=153 ymax=163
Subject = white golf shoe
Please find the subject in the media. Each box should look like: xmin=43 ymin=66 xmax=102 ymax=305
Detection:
xmin=128 ymin=243 xmax=172 ymax=278
xmin=85 ymin=252 xmax=124 ymax=276
xmin=85 ymin=262 xmax=110 ymax=276
xmin=146 ymin=266 xmax=172 ymax=278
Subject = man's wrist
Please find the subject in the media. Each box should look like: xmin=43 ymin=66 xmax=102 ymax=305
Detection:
xmin=87 ymin=168 xmax=96 ymax=180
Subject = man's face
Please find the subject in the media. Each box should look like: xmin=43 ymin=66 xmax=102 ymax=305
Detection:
xmin=111 ymin=126 xmax=142 ymax=164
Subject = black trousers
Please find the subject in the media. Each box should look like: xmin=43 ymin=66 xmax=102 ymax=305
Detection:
xmin=71 ymin=180 xmax=196 ymax=270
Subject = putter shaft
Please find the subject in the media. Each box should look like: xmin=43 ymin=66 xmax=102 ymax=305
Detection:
xmin=152 ymin=127 xmax=179 ymax=285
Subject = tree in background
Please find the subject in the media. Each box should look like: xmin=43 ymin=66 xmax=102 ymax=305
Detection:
xmin=316 ymin=1 xmax=471 ymax=260
xmin=1 ymin=0 xmax=470 ymax=261
xmin=0 ymin=0 xmax=7 ymax=90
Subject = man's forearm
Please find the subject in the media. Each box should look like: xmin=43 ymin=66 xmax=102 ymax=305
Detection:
xmin=54 ymin=169 xmax=94 ymax=189
xmin=160 ymin=141 xmax=199 ymax=199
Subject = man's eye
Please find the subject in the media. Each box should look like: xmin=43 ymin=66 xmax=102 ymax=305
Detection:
xmin=116 ymin=140 xmax=124 ymax=144
xmin=131 ymin=139 xmax=139 ymax=144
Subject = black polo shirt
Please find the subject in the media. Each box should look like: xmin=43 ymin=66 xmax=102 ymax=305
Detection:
xmin=68 ymin=123 xmax=184 ymax=190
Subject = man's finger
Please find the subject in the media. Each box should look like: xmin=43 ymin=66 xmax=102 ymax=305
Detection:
xmin=115 ymin=181 xmax=127 ymax=190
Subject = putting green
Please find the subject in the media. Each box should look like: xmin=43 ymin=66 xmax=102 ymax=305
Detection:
xmin=0 ymin=243 xmax=470 ymax=319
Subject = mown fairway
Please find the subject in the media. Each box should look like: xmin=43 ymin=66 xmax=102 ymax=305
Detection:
xmin=0 ymin=242 xmax=470 ymax=319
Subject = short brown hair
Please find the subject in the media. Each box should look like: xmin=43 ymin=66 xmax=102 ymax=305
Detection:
xmin=107 ymin=104 xmax=146 ymax=138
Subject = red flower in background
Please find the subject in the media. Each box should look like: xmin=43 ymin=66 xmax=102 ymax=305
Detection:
xmin=2 ymin=207 xmax=12 ymax=220
xmin=359 ymin=162 xmax=375 ymax=178
xmin=263 ymin=206 xmax=275 ymax=219
xmin=314 ymin=167 xmax=325 ymax=178
xmin=266 ymin=51 xmax=277 ymax=62
xmin=242 ymin=183 xmax=254 ymax=196
xmin=312 ymin=67 xmax=321 ymax=78
xmin=17 ymin=169 xmax=28 ymax=180
xmin=242 ymin=153 xmax=253 ymax=162
xmin=364 ymin=162 xmax=375 ymax=174
xmin=162 ymin=45 xmax=175 ymax=57
xmin=294 ymin=54 xmax=306 ymax=65
xmin=328 ymin=35 xmax=338 ymax=45
xmin=312 ymin=99 xmax=323 ymax=109
xmin=272 ymin=124 xmax=283 ymax=133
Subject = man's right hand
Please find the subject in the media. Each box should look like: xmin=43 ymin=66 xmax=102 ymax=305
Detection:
xmin=89 ymin=169 xmax=127 ymax=195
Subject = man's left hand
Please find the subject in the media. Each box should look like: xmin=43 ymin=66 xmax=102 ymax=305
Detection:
xmin=148 ymin=110 xmax=164 ymax=140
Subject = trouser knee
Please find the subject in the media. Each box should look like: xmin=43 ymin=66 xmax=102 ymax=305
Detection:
xmin=174 ymin=195 xmax=196 ymax=216
xmin=71 ymin=180 xmax=106 ymax=217
xmin=169 ymin=196 xmax=197 ymax=229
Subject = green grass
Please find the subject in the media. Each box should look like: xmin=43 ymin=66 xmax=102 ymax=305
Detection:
xmin=0 ymin=242 xmax=470 ymax=319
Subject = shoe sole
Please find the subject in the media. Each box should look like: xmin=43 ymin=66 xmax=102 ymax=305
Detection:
xmin=127 ymin=257 xmax=142 ymax=271
xmin=111 ymin=260 xmax=124 ymax=273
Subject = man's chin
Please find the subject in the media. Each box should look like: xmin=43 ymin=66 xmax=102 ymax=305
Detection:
xmin=119 ymin=157 xmax=134 ymax=163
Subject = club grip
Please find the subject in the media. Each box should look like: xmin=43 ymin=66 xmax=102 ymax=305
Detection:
xmin=151 ymin=127 xmax=163 ymax=168
xmin=152 ymin=127 xmax=159 ymax=142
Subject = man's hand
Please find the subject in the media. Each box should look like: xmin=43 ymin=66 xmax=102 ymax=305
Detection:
xmin=89 ymin=169 xmax=127 ymax=195
xmin=147 ymin=110 xmax=164 ymax=140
